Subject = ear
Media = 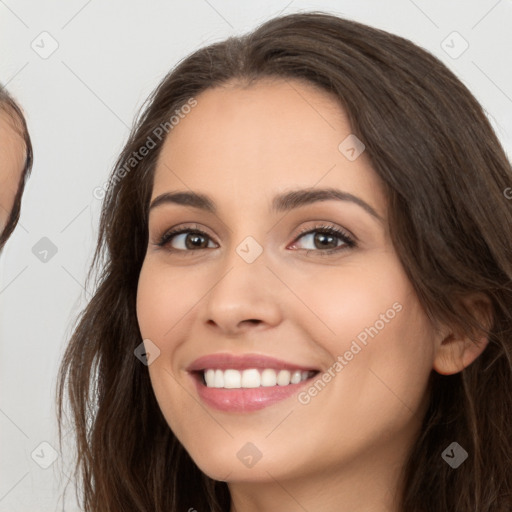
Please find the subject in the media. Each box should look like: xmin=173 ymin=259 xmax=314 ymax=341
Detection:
xmin=433 ymin=293 xmax=493 ymax=376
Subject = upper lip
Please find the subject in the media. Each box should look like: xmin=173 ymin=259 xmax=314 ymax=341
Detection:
xmin=186 ymin=353 xmax=319 ymax=372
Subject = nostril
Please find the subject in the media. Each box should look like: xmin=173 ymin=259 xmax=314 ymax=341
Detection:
xmin=239 ymin=319 xmax=261 ymax=326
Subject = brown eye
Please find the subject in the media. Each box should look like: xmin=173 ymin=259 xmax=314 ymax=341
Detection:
xmin=157 ymin=228 xmax=217 ymax=251
xmin=290 ymin=224 xmax=356 ymax=254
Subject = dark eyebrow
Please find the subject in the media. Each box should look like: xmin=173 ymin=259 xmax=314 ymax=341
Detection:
xmin=150 ymin=191 xmax=216 ymax=213
xmin=271 ymin=188 xmax=383 ymax=223
xmin=149 ymin=187 xmax=384 ymax=224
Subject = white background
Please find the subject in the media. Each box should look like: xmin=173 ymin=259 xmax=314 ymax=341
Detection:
xmin=1 ymin=0 xmax=511 ymax=510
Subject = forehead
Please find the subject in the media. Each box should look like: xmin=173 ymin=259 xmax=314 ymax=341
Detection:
xmin=0 ymin=111 xmax=25 ymax=228
xmin=0 ymin=109 xmax=25 ymax=158
xmin=152 ymin=79 xmax=385 ymax=215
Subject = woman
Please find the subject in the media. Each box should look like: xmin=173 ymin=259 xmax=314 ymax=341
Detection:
xmin=57 ymin=11 xmax=512 ymax=511
xmin=0 ymin=86 xmax=33 ymax=251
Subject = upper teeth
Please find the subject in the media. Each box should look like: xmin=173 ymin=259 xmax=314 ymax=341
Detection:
xmin=203 ymin=369 xmax=312 ymax=388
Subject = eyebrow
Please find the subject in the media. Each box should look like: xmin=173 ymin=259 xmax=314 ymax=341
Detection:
xmin=149 ymin=188 xmax=384 ymax=224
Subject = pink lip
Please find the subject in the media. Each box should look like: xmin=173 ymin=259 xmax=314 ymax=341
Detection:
xmin=187 ymin=353 xmax=317 ymax=372
xmin=186 ymin=353 xmax=319 ymax=413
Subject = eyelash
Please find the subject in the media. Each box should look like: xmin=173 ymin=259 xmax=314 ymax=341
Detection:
xmin=155 ymin=223 xmax=356 ymax=257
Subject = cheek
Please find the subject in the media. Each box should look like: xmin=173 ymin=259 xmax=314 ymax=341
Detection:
xmin=289 ymin=254 xmax=434 ymax=407
xmin=318 ymin=285 xmax=434 ymax=435
xmin=136 ymin=260 xmax=212 ymax=399
xmin=136 ymin=260 xmax=198 ymax=340
xmin=136 ymin=261 xmax=200 ymax=437
xmin=284 ymin=253 xmax=408 ymax=350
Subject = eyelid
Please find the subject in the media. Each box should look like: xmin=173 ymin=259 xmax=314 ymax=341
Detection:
xmin=291 ymin=223 xmax=356 ymax=244
xmin=155 ymin=223 xmax=217 ymax=247
xmin=288 ymin=223 xmax=356 ymax=253
xmin=154 ymin=221 xmax=356 ymax=255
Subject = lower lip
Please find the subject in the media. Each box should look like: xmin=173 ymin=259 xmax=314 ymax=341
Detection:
xmin=191 ymin=373 xmax=315 ymax=412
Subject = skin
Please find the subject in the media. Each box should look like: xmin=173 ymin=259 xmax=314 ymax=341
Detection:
xmin=136 ymin=78 xmax=489 ymax=512
xmin=0 ymin=110 xmax=25 ymax=238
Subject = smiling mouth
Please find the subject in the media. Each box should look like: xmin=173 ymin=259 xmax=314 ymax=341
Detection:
xmin=187 ymin=353 xmax=322 ymax=411
xmin=194 ymin=368 xmax=320 ymax=389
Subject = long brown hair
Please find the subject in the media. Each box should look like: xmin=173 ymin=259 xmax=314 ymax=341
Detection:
xmin=56 ymin=11 xmax=512 ymax=511
xmin=0 ymin=86 xmax=33 ymax=250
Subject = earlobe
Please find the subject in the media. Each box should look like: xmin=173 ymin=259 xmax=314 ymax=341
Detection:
xmin=432 ymin=293 xmax=493 ymax=376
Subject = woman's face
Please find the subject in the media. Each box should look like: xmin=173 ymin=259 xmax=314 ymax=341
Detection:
xmin=136 ymin=79 xmax=440 ymax=485
xmin=0 ymin=112 xmax=24 ymax=236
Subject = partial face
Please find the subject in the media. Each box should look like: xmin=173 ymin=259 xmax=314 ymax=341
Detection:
xmin=0 ymin=111 xmax=25 ymax=236
xmin=136 ymin=79 xmax=439 ymax=484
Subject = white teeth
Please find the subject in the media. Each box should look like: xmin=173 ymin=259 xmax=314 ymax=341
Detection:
xmin=205 ymin=369 xmax=215 ymax=387
xmin=241 ymin=369 xmax=261 ymax=388
xmin=290 ymin=370 xmax=302 ymax=384
xmin=277 ymin=369 xmax=291 ymax=386
xmin=214 ymin=369 xmax=224 ymax=388
xmin=224 ymin=369 xmax=241 ymax=388
xmin=202 ymin=368 xmax=313 ymax=389
xmin=261 ymin=368 xmax=277 ymax=387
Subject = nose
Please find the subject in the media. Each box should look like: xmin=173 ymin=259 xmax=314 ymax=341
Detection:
xmin=201 ymin=255 xmax=284 ymax=336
